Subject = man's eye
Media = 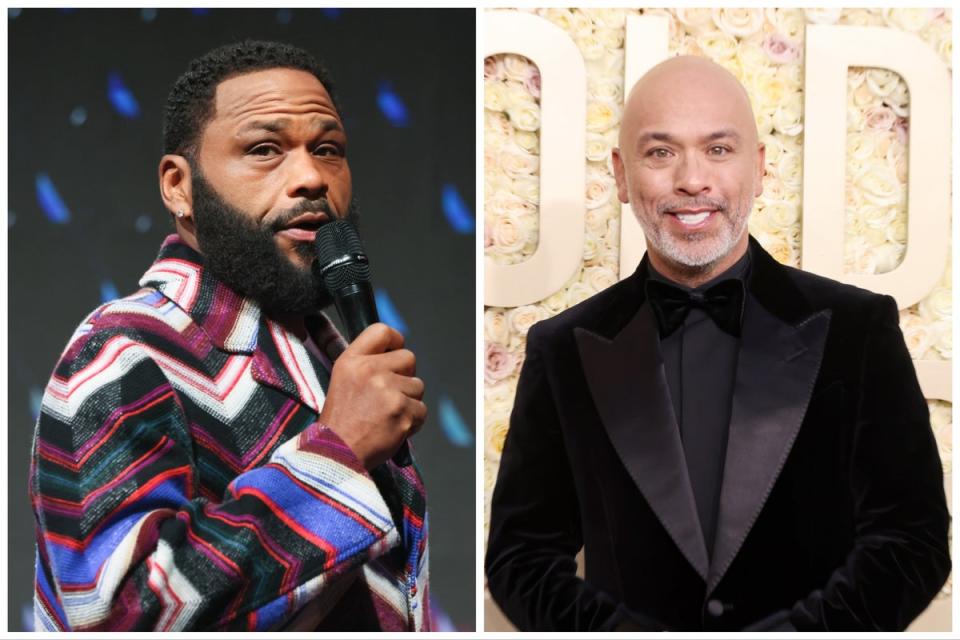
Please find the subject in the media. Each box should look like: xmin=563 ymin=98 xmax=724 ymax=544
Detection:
xmin=648 ymin=148 xmax=671 ymax=159
xmin=314 ymin=143 xmax=344 ymax=157
xmin=249 ymin=144 xmax=281 ymax=157
xmin=708 ymin=145 xmax=730 ymax=155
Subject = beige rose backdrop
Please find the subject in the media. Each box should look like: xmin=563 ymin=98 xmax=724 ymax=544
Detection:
xmin=483 ymin=7 xmax=952 ymax=629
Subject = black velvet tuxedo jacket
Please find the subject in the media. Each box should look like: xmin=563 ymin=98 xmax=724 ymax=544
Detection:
xmin=486 ymin=238 xmax=950 ymax=631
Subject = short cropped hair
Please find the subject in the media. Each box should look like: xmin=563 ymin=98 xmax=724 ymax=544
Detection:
xmin=163 ymin=39 xmax=340 ymax=157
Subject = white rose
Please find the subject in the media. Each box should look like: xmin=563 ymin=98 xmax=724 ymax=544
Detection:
xmin=585 ymin=169 xmax=616 ymax=210
xmin=865 ymin=68 xmax=900 ymax=97
xmin=484 ymin=80 xmax=508 ymax=112
xmin=755 ymin=108 xmax=775 ymax=137
xmin=899 ymin=313 xmax=937 ymax=359
xmin=487 ymin=191 xmax=535 ymax=219
xmin=484 ymin=308 xmax=510 ymax=344
xmin=587 ymin=77 xmax=623 ymax=104
xmin=586 ymin=100 xmax=621 ymax=133
xmin=765 ymin=8 xmax=806 ymax=41
xmin=541 ymin=287 xmax=570 ymax=314
xmin=511 ymin=175 xmax=540 ymax=204
xmin=859 ymin=204 xmax=897 ymax=230
xmin=737 ymin=37 xmax=771 ymax=70
xmin=760 ymin=134 xmax=786 ymax=165
xmin=697 ymin=30 xmax=739 ymax=60
xmin=586 ymin=132 xmax=613 ymax=163
xmin=485 ymin=407 xmax=512 ymax=461
xmin=885 ymin=217 xmax=908 ymax=244
xmin=498 ymin=143 xmax=539 ymax=178
xmin=485 ymin=110 xmax=513 ymax=137
xmin=509 ymin=304 xmax=547 ymax=336
xmin=761 ymin=172 xmax=786 ymax=202
xmin=847 ymin=104 xmax=866 ymax=131
xmin=841 ymin=9 xmax=885 ymax=27
xmin=584 ymin=8 xmax=628 ymax=29
xmin=853 ymin=162 xmax=903 ymax=207
xmin=567 ymin=281 xmax=596 ymax=306
xmin=504 ymin=80 xmax=533 ymax=107
xmin=586 ymin=203 xmax=615 ymax=233
xmin=756 ymin=232 xmax=796 ymax=266
xmin=884 ymin=81 xmax=910 ymax=117
xmin=492 ymin=210 xmax=532 ymax=255
xmin=920 ymin=287 xmax=952 ymax=322
xmin=752 ymin=73 xmax=790 ymax=113
xmin=772 ymin=95 xmax=803 ymax=136
xmin=775 ymin=151 xmax=803 ymax=191
xmin=846 ymin=132 xmax=877 ymax=163
xmin=804 ymin=8 xmax=841 ymax=24
xmin=513 ymin=129 xmax=539 ymax=154
xmin=871 ymin=242 xmax=903 ymax=274
xmin=540 ymin=8 xmax=573 ymax=33
xmin=501 ymin=54 xmax=532 ymax=82
xmin=576 ymin=33 xmax=605 ymax=62
xmin=596 ymin=27 xmax=624 ymax=52
xmin=582 ymin=265 xmax=618 ymax=292
xmin=675 ymin=8 xmax=715 ymax=34
xmin=884 ymin=8 xmax=934 ymax=32
xmin=712 ymin=8 xmax=763 ymax=37
xmin=763 ymin=200 xmax=799 ymax=230
xmin=506 ymin=101 xmax=541 ymax=132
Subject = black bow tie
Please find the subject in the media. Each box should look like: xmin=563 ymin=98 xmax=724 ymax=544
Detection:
xmin=645 ymin=278 xmax=745 ymax=338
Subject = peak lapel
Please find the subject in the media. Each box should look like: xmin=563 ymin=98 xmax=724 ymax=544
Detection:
xmin=708 ymin=241 xmax=832 ymax=593
xmin=575 ymin=305 xmax=710 ymax=581
xmin=251 ymin=318 xmax=328 ymax=415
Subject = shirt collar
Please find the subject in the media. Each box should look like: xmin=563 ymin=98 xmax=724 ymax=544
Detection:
xmin=139 ymin=234 xmax=344 ymax=360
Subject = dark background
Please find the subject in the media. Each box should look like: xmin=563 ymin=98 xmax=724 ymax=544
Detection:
xmin=8 ymin=8 xmax=476 ymax=631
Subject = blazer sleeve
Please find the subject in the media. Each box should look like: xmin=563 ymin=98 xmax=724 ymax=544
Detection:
xmin=31 ymin=333 xmax=400 ymax=631
xmin=484 ymin=323 xmax=662 ymax=631
xmin=789 ymin=295 xmax=951 ymax=630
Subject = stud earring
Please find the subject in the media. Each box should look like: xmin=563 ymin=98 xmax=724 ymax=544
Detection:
xmin=176 ymin=209 xmax=185 ymax=218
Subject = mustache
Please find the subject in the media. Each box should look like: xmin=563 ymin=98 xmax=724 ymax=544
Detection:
xmin=267 ymin=198 xmax=336 ymax=231
xmin=657 ymin=198 xmax=728 ymax=215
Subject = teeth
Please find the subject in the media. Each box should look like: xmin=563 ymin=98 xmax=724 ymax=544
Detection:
xmin=676 ymin=211 xmax=711 ymax=225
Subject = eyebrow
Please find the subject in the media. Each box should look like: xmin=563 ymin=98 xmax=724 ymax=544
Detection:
xmin=636 ymin=129 xmax=742 ymax=147
xmin=238 ymin=117 xmax=344 ymax=135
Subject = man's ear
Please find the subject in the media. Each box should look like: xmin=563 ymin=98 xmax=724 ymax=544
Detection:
xmin=159 ymin=154 xmax=193 ymax=215
xmin=754 ymin=142 xmax=766 ymax=198
xmin=159 ymin=154 xmax=200 ymax=251
xmin=611 ymin=147 xmax=630 ymax=204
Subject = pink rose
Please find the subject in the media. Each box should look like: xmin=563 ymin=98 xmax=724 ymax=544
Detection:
xmin=864 ymin=105 xmax=896 ymax=132
xmin=524 ymin=68 xmax=541 ymax=100
xmin=762 ymin=34 xmax=800 ymax=64
xmin=485 ymin=341 xmax=518 ymax=384
xmin=484 ymin=56 xmax=504 ymax=81
xmin=893 ymin=117 xmax=909 ymax=144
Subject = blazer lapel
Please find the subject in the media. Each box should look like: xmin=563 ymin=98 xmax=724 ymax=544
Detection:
xmin=576 ymin=304 xmax=710 ymax=581
xmin=707 ymin=242 xmax=832 ymax=593
xmin=251 ymin=317 xmax=327 ymax=415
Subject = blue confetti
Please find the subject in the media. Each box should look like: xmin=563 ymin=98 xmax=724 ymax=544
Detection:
xmin=35 ymin=173 xmax=71 ymax=224
xmin=376 ymin=83 xmax=410 ymax=127
xmin=30 ymin=386 xmax=44 ymax=422
xmin=439 ymin=396 xmax=473 ymax=447
xmin=134 ymin=214 xmax=153 ymax=233
xmin=9 ymin=8 xmax=22 ymax=18
xmin=190 ymin=8 xmax=210 ymax=15
xmin=276 ymin=8 xmax=292 ymax=24
xmin=321 ymin=8 xmax=342 ymax=18
xmin=69 ymin=106 xmax=87 ymax=126
xmin=140 ymin=8 xmax=157 ymax=22
xmin=8 ymin=210 xmax=16 ymax=227
xmin=107 ymin=72 xmax=140 ymax=119
xmin=441 ymin=184 xmax=474 ymax=234
xmin=374 ymin=289 xmax=407 ymax=335
xmin=100 ymin=280 xmax=119 ymax=303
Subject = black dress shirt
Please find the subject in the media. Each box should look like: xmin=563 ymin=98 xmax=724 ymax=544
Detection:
xmin=647 ymin=250 xmax=751 ymax=558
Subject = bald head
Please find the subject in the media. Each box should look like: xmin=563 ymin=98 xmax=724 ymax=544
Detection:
xmin=620 ymin=55 xmax=758 ymax=151
xmin=611 ymin=55 xmax=765 ymax=287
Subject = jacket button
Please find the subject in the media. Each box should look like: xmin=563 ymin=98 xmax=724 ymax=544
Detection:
xmin=707 ymin=599 xmax=725 ymax=617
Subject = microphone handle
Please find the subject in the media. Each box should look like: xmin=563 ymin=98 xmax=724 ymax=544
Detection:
xmin=333 ymin=282 xmax=412 ymax=467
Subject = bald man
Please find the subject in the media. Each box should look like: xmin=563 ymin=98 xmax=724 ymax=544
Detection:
xmin=485 ymin=56 xmax=949 ymax=631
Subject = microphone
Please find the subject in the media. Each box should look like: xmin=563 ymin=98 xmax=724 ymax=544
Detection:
xmin=314 ymin=219 xmax=412 ymax=467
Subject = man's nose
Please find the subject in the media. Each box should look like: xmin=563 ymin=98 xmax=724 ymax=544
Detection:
xmin=285 ymin=148 xmax=328 ymax=200
xmin=674 ymin=153 xmax=710 ymax=196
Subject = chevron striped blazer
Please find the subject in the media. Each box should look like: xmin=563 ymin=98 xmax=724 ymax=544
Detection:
xmin=30 ymin=235 xmax=430 ymax=631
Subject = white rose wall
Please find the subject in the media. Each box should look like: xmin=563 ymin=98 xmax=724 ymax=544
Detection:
xmin=482 ymin=8 xmax=952 ymax=631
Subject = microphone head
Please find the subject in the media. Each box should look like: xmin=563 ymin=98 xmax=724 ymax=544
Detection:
xmin=314 ymin=219 xmax=372 ymax=291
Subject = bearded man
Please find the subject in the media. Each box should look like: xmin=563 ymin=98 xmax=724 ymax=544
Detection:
xmin=31 ymin=40 xmax=428 ymax=632
xmin=485 ymin=55 xmax=949 ymax=631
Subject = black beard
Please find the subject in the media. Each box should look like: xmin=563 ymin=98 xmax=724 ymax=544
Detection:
xmin=190 ymin=172 xmax=359 ymax=315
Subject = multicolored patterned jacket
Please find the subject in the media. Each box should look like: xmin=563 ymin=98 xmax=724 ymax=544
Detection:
xmin=31 ymin=235 xmax=430 ymax=631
